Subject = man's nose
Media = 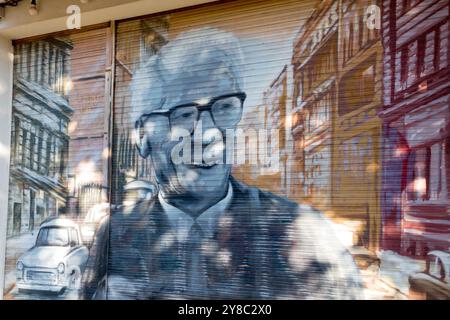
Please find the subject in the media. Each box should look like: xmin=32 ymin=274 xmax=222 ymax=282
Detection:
xmin=195 ymin=110 xmax=223 ymax=145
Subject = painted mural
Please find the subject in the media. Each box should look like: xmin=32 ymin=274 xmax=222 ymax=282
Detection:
xmin=2 ymin=0 xmax=449 ymax=300
xmin=3 ymin=28 xmax=112 ymax=300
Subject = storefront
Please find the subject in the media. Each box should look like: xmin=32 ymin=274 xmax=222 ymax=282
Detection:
xmin=0 ymin=0 xmax=448 ymax=301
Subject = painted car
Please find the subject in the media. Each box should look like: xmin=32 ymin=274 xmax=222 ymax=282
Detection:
xmin=16 ymin=218 xmax=89 ymax=294
xmin=408 ymin=250 xmax=450 ymax=300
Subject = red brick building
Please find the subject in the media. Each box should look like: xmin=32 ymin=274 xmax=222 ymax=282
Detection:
xmin=379 ymin=0 xmax=450 ymax=256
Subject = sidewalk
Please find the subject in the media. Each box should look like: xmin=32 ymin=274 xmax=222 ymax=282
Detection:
xmin=328 ymin=220 xmax=425 ymax=299
xmin=377 ymin=250 xmax=426 ymax=296
xmin=349 ymin=247 xmax=425 ymax=299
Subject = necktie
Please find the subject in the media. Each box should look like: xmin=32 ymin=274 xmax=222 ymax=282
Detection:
xmin=185 ymin=222 xmax=208 ymax=298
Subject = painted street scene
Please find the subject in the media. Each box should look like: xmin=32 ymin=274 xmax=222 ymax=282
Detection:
xmin=2 ymin=0 xmax=449 ymax=300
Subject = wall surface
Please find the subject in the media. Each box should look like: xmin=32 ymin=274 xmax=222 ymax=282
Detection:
xmin=0 ymin=34 xmax=13 ymax=300
xmin=0 ymin=0 xmax=218 ymax=39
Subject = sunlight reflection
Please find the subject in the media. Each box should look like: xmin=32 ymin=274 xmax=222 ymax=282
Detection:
xmin=366 ymin=162 xmax=379 ymax=172
xmin=413 ymin=177 xmax=427 ymax=195
xmin=0 ymin=142 xmax=10 ymax=160
xmin=285 ymin=113 xmax=293 ymax=128
xmin=102 ymin=147 xmax=110 ymax=159
xmin=155 ymin=232 xmax=176 ymax=253
xmin=68 ymin=121 xmax=78 ymax=135
xmin=394 ymin=146 xmax=408 ymax=157
xmin=216 ymin=248 xmax=232 ymax=267
xmin=75 ymin=160 xmax=103 ymax=186
xmin=64 ymin=79 xmax=73 ymax=94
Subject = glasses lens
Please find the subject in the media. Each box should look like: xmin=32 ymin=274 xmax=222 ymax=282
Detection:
xmin=170 ymin=106 xmax=198 ymax=134
xmin=211 ymin=96 xmax=243 ymax=129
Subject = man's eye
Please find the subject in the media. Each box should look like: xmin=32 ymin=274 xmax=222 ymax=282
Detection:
xmin=216 ymin=104 xmax=233 ymax=113
xmin=173 ymin=110 xmax=195 ymax=119
xmin=214 ymin=97 xmax=240 ymax=113
xmin=181 ymin=112 xmax=194 ymax=118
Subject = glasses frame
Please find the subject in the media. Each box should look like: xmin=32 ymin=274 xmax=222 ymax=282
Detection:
xmin=135 ymin=92 xmax=247 ymax=133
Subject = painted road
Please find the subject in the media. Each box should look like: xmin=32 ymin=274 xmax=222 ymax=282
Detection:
xmin=5 ymin=285 xmax=81 ymax=300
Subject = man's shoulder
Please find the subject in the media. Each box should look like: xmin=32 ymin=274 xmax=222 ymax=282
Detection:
xmin=111 ymin=198 xmax=159 ymax=221
xmin=230 ymin=177 xmax=322 ymax=219
xmin=236 ymin=180 xmax=340 ymax=238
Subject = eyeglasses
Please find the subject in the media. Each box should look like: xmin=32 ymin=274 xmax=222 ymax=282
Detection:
xmin=135 ymin=92 xmax=246 ymax=135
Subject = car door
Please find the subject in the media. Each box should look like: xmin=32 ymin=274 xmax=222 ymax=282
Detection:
xmin=67 ymin=227 xmax=89 ymax=272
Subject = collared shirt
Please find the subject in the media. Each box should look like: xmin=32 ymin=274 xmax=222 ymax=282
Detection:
xmin=158 ymin=183 xmax=233 ymax=297
xmin=158 ymin=183 xmax=233 ymax=242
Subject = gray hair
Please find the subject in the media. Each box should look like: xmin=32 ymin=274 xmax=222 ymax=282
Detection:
xmin=130 ymin=27 xmax=245 ymax=122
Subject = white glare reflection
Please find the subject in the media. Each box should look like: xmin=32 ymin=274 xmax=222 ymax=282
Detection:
xmin=0 ymin=142 xmax=10 ymax=159
xmin=413 ymin=177 xmax=427 ymax=194
xmin=75 ymin=160 xmax=102 ymax=186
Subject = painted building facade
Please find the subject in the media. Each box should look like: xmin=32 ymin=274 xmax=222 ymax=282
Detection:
xmin=291 ymin=0 xmax=383 ymax=251
xmin=292 ymin=0 xmax=339 ymax=212
xmin=332 ymin=0 xmax=383 ymax=251
xmin=7 ymin=38 xmax=73 ymax=237
xmin=380 ymin=0 xmax=450 ymax=257
xmin=66 ymin=28 xmax=111 ymax=220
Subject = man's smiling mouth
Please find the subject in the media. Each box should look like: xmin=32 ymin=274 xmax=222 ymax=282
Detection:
xmin=185 ymin=161 xmax=221 ymax=169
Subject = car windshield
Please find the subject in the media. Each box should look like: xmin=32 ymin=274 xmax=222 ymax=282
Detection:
xmin=36 ymin=227 xmax=69 ymax=247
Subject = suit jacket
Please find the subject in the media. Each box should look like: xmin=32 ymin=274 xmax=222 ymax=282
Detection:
xmin=81 ymin=177 xmax=364 ymax=299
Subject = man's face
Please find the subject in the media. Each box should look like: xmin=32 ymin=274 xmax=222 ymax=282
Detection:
xmin=144 ymin=65 xmax=241 ymax=198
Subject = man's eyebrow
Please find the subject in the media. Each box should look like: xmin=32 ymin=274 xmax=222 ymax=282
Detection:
xmin=158 ymin=97 xmax=167 ymax=109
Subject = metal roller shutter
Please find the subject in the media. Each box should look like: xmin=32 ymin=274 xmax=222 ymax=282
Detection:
xmin=3 ymin=0 xmax=450 ymax=301
xmin=4 ymin=26 xmax=112 ymax=300
xmin=104 ymin=0 xmax=450 ymax=300
xmin=106 ymin=0 xmax=366 ymax=300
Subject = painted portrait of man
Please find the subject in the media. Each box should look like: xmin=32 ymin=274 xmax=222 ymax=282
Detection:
xmin=80 ymin=26 xmax=364 ymax=300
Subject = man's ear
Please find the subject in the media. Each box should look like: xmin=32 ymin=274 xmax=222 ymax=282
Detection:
xmin=134 ymin=123 xmax=151 ymax=158
xmin=136 ymin=137 xmax=151 ymax=158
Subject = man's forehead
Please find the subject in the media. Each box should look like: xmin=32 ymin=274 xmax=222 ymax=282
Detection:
xmin=162 ymin=64 xmax=240 ymax=108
